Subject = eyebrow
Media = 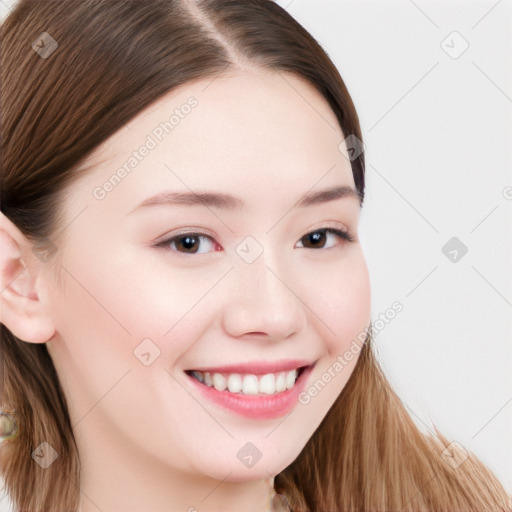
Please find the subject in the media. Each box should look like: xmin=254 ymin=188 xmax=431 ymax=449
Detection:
xmin=129 ymin=185 xmax=360 ymax=213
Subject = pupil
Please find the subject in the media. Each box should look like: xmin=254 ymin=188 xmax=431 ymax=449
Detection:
xmin=307 ymin=231 xmax=325 ymax=247
xmin=181 ymin=236 xmax=198 ymax=252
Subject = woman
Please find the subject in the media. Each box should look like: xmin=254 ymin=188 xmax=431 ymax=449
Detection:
xmin=1 ymin=1 xmax=510 ymax=511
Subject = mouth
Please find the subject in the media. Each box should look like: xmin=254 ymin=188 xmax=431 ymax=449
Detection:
xmin=183 ymin=361 xmax=316 ymax=419
xmin=184 ymin=365 xmax=309 ymax=396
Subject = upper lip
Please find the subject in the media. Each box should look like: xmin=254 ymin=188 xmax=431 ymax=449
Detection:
xmin=186 ymin=359 xmax=315 ymax=375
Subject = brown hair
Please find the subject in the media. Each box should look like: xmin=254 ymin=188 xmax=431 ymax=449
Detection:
xmin=1 ymin=1 xmax=510 ymax=510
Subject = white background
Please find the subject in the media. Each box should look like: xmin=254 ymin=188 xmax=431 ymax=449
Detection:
xmin=1 ymin=0 xmax=511 ymax=510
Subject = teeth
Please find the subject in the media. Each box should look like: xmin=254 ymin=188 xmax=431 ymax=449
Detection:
xmin=275 ymin=372 xmax=286 ymax=393
xmin=227 ymin=373 xmax=243 ymax=393
xmin=242 ymin=374 xmax=259 ymax=395
xmin=258 ymin=373 xmax=275 ymax=394
xmin=190 ymin=368 xmax=300 ymax=395
xmin=191 ymin=371 xmax=204 ymax=384
xmin=285 ymin=370 xmax=296 ymax=389
xmin=212 ymin=373 xmax=227 ymax=391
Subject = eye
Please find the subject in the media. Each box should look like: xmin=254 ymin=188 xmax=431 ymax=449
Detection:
xmin=155 ymin=232 xmax=221 ymax=254
xmin=154 ymin=227 xmax=354 ymax=255
xmin=295 ymin=228 xmax=354 ymax=249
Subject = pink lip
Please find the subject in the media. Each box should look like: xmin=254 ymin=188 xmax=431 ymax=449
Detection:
xmin=187 ymin=359 xmax=313 ymax=375
xmin=185 ymin=363 xmax=315 ymax=420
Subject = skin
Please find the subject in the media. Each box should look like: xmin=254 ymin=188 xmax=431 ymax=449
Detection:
xmin=0 ymin=68 xmax=371 ymax=512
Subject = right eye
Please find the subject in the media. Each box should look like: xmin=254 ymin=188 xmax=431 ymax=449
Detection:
xmin=155 ymin=232 xmax=222 ymax=254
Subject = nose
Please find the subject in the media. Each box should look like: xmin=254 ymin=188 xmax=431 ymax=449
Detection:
xmin=220 ymin=256 xmax=307 ymax=341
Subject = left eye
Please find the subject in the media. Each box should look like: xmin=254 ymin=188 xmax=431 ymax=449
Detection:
xmin=156 ymin=228 xmax=353 ymax=254
xmin=295 ymin=228 xmax=353 ymax=249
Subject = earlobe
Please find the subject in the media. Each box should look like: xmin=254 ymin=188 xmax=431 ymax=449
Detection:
xmin=0 ymin=213 xmax=55 ymax=344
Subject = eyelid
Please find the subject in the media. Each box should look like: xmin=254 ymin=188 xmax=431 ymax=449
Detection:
xmin=299 ymin=221 xmax=356 ymax=243
xmin=153 ymin=227 xmax=216 ymax=246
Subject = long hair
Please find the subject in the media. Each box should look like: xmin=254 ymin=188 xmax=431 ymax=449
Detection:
xmin=1 ymin=1 xmax=510 ymax=511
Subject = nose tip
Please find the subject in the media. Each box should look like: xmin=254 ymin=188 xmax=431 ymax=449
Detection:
xmin=220 ymin=262 xmax=307 ymax=341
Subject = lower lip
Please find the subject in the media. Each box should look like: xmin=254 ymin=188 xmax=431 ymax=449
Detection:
xmin=185 ymin=365 xmax=314 ymax=419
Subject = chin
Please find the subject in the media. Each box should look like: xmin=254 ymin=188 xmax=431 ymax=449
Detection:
xmin=195 ymin=454 xmax=293 ymax=483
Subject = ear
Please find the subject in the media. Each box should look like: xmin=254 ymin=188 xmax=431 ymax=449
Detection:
xmin=0 ymin=212 xmax=55 ymax=343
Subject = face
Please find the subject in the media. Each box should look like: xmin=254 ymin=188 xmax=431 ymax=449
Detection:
xmin=43 ymin=69 xmax=371 ymax=484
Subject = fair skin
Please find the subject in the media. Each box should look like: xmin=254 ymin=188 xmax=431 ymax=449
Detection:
xmin=0 ymin=69 xmax=371 ymax=512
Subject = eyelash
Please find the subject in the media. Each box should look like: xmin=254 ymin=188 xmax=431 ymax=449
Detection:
xmin=154 ymin=227 xmax=354 ymax=254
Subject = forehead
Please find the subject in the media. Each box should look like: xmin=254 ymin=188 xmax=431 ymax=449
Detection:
xmin=68 ymin=69 xmax=355 ymax=218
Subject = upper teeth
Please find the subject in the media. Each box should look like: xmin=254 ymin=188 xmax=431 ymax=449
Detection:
xmin=190 ymin=369 xmax=299 ymax=395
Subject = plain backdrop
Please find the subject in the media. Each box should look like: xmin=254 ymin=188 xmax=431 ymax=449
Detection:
xmin=1 ymin=0 xmax=511 ymax=510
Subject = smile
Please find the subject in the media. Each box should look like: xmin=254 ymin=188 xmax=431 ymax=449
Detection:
xmin=184 ymin=362 xmax=315 ymax=419
xmin=186 ymin=367 xmax=306 ymax=396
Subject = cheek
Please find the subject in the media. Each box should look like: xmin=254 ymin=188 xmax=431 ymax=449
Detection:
xmin=300 ymin=248 xmax=371 ymax=356
xmin=45 ymin=248 xmax=224 ymax=446
xmin=293 ymin=251 xmax=370 ymax=425
xmin=54 ymin=240 xmax=223 ymax=340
